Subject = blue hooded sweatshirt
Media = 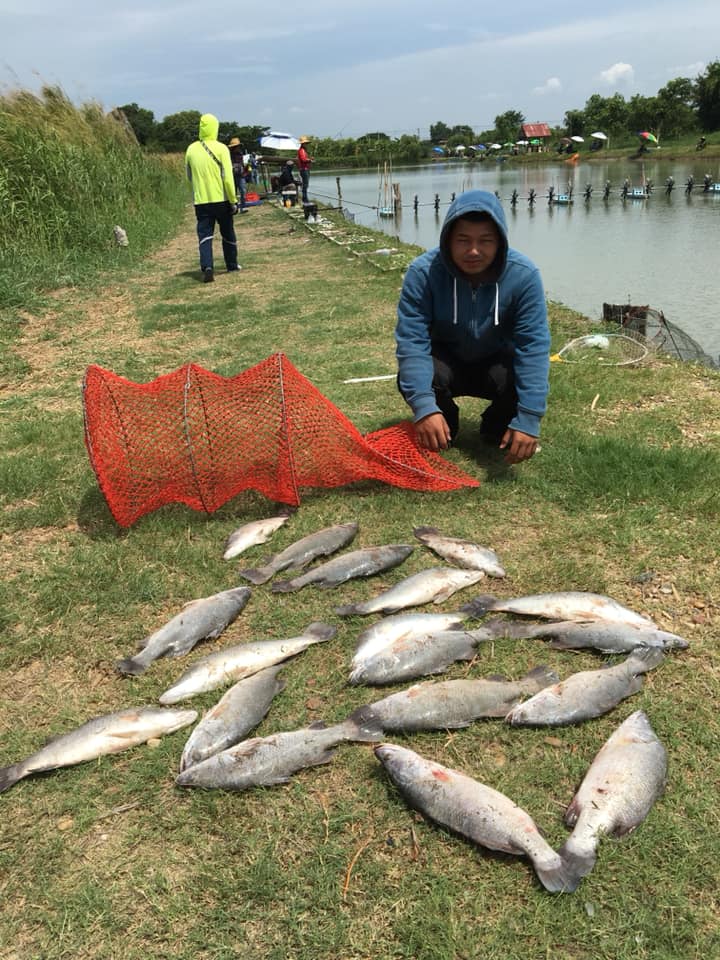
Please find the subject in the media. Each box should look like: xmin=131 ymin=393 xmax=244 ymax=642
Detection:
xmin=395 ymin=189 xmax=550 ymax=438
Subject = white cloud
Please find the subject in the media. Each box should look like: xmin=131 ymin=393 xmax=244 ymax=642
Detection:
xmin=599 ymin=62 xmax=634 ymax=86
xmin=667 ymin=61 xmax=705 ymax=77
xmin=532 ymin=77 xmax=562 ymax=95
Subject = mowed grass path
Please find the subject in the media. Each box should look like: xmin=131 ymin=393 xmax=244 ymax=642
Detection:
xmin=1 ymin=198 xmax=719 ymax=960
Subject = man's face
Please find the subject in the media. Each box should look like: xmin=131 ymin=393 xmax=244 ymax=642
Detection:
xmin=448 ymin=217 xmax=500 ymax=278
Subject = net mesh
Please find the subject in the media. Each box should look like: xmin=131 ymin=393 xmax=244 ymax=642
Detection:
xmin=603 ymin=303 xmax=719 ymax=369
xmin=83 ymin=353 xmax=479 ymax=527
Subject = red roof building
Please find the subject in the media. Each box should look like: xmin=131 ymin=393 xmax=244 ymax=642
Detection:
xmin=520 ymin=123 xmax=552 ymax=139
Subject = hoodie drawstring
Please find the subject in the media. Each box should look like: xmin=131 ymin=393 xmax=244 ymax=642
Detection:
xmin=453 ymin=278 xmax=457 ymax=325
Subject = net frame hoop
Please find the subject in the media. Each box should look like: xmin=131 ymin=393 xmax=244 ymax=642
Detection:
xmin=556 ymin=333 xmax=650 ymax=366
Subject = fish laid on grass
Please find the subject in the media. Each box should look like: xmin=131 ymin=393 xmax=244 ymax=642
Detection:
xmin=238 ymin=521 xmax=358 ymax=585
xmin=474 ymin=592 xmax=656 ymax=628
xmin=374 ymin=743 xmax=578 ymax=893
xmin=159 ymin=622 xmax=336 ymax=704
xmin=350 ymin=626 xmax=494 ymax=686
xmin=505 ymin=647 xmax=665 ymax=726
xmin=179 ymin=665 xmax=286 ymax=772
xmin=413 ymin=526 xmax=506 ymax=577
xmin=175 ymin=718 xmax=383 ymax=791
xmin=222 ymin=511 xmax=293 ymax=560
xmin=495 ymin=619 xmax=688 ymax=654
xmin=271 ymin=544 xmax=414 ymax=594
xmin=0 ymin=706 xmax=197 ymax=793
xmin=335 ymin=567 xmax=485 ymax=616
xmin=558 ymin=710 xmax=667 ymax=883
xmin=116 ymin=586 xmax=252 ymax=676
xmin=351 ymin=666 xmax=558 ymax=731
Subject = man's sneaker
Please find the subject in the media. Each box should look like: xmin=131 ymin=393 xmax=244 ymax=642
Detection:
xmin=227 ymin=264 xmax=242 ymax=272
xmin=203 ymin=267 xmax=214 ymax=283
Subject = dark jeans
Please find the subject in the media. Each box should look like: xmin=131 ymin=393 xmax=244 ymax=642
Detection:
xmin=194 ymin=202 xmax=237 ymax=271
xmin=401 ymin=347 xmax=518 ymax=441
xmin=300 ymin=169 xmax=310 ymax=203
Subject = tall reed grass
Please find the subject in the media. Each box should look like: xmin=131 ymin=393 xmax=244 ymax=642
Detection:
xmin=0 ymin=85 xmax=187 ymax=309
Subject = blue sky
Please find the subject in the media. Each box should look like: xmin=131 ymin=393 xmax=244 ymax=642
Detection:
xmin=2 ymin=0 xmax=717 ymax=137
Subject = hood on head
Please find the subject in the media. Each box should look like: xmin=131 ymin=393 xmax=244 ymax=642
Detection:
xmin=199 ymin=114 xmax=219 ymax=141
xmin=439 ymin=189 xmax=509 ymax=281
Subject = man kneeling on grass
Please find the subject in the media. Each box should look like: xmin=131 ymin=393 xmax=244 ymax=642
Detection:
xmin=395 ymin=189 xmax=550 ymax=464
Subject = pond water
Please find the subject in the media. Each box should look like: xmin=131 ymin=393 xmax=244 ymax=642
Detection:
xmin=310 ymin=158 xmax=720 ymax=363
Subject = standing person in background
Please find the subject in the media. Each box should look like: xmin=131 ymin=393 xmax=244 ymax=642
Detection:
xmin=395 ymin=189 xmax=550 ymax=465
xmin=185 ymin=114 xmax=239 ymax=283
xmin=228 ymin=137 xmax=247 ymax=212
xmin=297 ymin=135 xmax=313 ymax=204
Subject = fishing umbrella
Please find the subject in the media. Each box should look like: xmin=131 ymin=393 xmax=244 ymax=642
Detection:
xmin=432 ymin=146 xmax=445 ymax=154
xmin=570 ymin=135 xmax=584 ymax=143
xmin=489 ymin=143 xmax=502 ymax=150
xmin=639 ymin=131 xmax=658 ymax=143
xmin=530 ymin=138 xmax=541 ymax=145
xmin=259 ymin=131 xmax=301 ymax=150
xmin=516 ymin=140 xmax=529 ymax=145
xmin=474 ymin=144 xmax=487 ymax=150
xmin=591 ymin=131 xmax=608 ymax=140
xmin=455 ymin=144 xmax=466 ymax=151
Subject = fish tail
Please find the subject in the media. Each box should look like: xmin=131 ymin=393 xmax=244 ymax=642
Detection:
xmin=524 ymin=664 xmax=560 ymax=685
xmin=343 ymin=715 xmax=385 ymax=743
xmin=535 ymin=850 xmax=591 ymax=894
xmin=335 ymin=603 xmax=361 ymax=617
xmin=238 ymin=566 xmax=273 ymax=585
xmin=412 ymin=525 xmax=440 ymax=541
xmin=304 ymin=622 xmax=337 ymax=643
xmin=554 ymin=838 xmax=598 ymax=889
xmin=115 ymin=655 xmax=147 ymax=676
xmin=270 ymin=579 xmax=298 ymax=594
xmin=0 ymin=762 xmax=27 ymax=793
xmin=459 ymin=595 xmax=497 ymax=618
xmin=630 ymin=646 xmax=665 ymax=672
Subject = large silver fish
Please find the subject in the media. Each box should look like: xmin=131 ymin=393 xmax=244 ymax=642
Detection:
xmin=474 ymin=591 xmax=656 ymax=628
xmin=222 ymin=511 xmax=292 ymax=560
xmin=0 ymin=705 xmax=197 ymax=793
xmin=116 ymin=586 xmax=252 ymax=676
xmin=175 ymin=717 xmax=383 ymax=791
xmin=179 ymin=665 xmax=286 ymax=772
xmin=238 ymin=521 xmax=358 ymax=585
xmin=349 ymin=627 xmax=493 ymax=686
xmin=271 ymin=544 xmax=414 ymax=594
xmin=505 ymin=647 xmax=665 ymax=726
xmin=558 ymin=711 xmax=667 ymax=884
xmin=352 ymin=598 xmax=489 ymax=666
xmin=335 ymin=567 xmax=485 ymax=616
xmin=159 ymin=622 xmax=336 ymax=704
xmin=495 ymin=619 xmax=688 ymax=654
xmin=374 ymin=743 xmax=579 ymax=893
xmin=351 ymin=665 xmax=558 ymax=731
xmin=413 ymin=526 xmax=506 ymax=577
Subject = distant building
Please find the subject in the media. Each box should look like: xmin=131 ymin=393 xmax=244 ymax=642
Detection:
xmin=520 ymin=123 xmax=552 ymax=152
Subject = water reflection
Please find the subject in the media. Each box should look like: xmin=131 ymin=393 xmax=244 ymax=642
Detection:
xmin=311 ymin=159 xmax=720 ymax=360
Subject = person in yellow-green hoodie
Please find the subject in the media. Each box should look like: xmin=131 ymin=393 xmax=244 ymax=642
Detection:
xmin=185 ymin=114 xmax=239 ymax=283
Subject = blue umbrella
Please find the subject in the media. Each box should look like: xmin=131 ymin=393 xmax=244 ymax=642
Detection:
xmin=432 ymin=146 xmax=445 ymax=154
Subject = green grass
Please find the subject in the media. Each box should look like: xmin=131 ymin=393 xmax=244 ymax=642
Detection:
xmin=0 ymin=191 xmax=719 ymax=960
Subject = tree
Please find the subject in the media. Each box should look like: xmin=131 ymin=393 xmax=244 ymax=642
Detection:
xmin=654 ymin=78 xmax=697 ymax=138
xmin=117 ymin=102 xmax=156 ymax=145
xmin=429 ymin=121 xmax=451 ymax=143
xmin=581 ymin=93 xmax=628 ymax=138
xmin=694 ymin=60 xmax=720 ymax=131
xmin=155 ymin=111 xmax=202 ymax=152
xmin=493 ymin=110 xmax=524 ymax=143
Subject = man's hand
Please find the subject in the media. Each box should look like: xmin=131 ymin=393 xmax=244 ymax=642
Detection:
xmin=499 ymin=428 xmax=539 ymax=464
xmin=414 ymin=413 xmax=452 ymax=452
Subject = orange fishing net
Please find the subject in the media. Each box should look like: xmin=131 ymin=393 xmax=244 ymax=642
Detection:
xmin=82 ymin=353 xmax=479 ymax=527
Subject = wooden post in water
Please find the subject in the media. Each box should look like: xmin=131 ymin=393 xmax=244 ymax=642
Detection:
xmin=336 ymin=177 xmax=343 ymax=209
xmin=434 ymin=194 xmax=440 ymax=213
xmin=393 ymin=183 xmax=402 ymax=213
xmin=413 ymin=195 xmax=419 ymax=213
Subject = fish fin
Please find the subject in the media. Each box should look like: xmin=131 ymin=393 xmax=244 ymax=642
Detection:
xmin=309 ymin=720 xmax=328 ymax=730
xmin=523 ymin=665 xmax=561 ymax=685
xmin=270 ymin=579 xmax=298 ymax=594
xmin=413 ymin=525 xmax=440 ymax=541
xmin=537 ymin=849 xmax=591 ymax=893
xmin=115 ymin=656 xmax=146 ymax=676
xmin=238 ymin=566 xmax=273 ymax=585
xmin=304 ymin=622 xmax=337 ymax=643
xmin=0 ymin=762 xmax=26 ymax=793
xmin=459 ymin=595 xmax=496 ymax=618
xmin=564 ymin=796 xmax=581 ymax=828
xmin=487 ymin=673 xmax=508 ymax=682
xmin=335 ymin=604 xmax=360 ymax=616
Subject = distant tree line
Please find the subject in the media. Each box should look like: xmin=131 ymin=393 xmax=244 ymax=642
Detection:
xmin=119 ymin=61 xmax=720 ymax=163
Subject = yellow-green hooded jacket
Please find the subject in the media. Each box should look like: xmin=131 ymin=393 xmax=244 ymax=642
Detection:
xmin=185 ymin=114 xmax=237 ymax=205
